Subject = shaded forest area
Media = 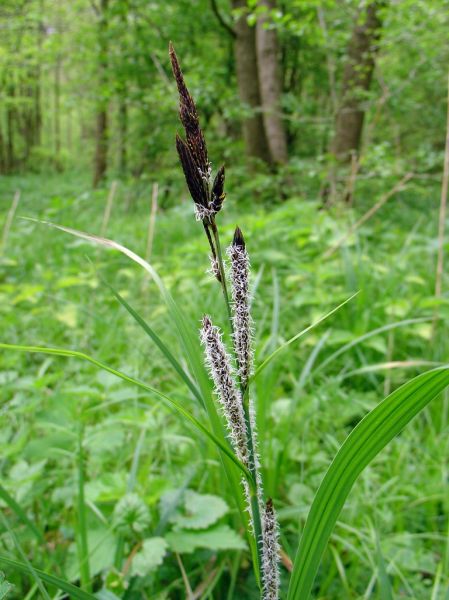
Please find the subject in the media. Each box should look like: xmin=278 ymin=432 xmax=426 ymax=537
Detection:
xmin=1 ymin=0 xmax=448 ymax=203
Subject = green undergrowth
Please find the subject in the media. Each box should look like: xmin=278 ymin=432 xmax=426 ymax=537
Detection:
xmin=1 ymin=171 xmax=449 ymax=598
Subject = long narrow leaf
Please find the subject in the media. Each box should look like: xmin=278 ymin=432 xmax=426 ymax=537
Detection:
xmin=287 ymin=367 xmax=449 ymax=600
xmin=313 ymin=317 xmax=432 ymax=377
xmin=253 ymin=292 xmax=359 ymax=379
xmin=104 ymin=281 xmax=203 ymax=404
xmin=0 ymin=343 xmax=250 ymax=481
xmin=0 ymin=484 xmax=44 ymax=544
xmin=0 ymin=556 xmax=97 ymax=600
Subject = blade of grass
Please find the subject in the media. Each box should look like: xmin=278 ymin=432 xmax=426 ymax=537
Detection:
xmin=0 ymin=342 xmax=251 ymax=482
xmin=312 ymin=317 xmax=433 ymax=377
xmin=77 ymin=425 xmax=91 ymax=591
xmin=253 ymin=292 xmax=359 ymax=380
xmin=0 ymin=483 xmax=44 ymax=544
xmin=0 ymin=514 xmax=51 ymax=600
xmin=104 ymin=280 xmax=203 ymax=405
xmin=0 ymin=556 xmax=97 ymax=600
xmin=287 ymin=367 xmax=449 ymax=600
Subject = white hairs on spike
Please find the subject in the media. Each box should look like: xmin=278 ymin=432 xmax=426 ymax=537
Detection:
xmin=227 ymin=231 xmax=253 ymax=387
xmin=200 ymin=316 xmax=249 ymax=466
xmin=261 ymin=499 xmax=280 ymax=600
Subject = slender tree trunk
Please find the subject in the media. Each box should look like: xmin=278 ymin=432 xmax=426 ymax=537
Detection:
xmin=93 ymin=0 xmax=109 ymax=187
xmin=232 ymin=0 xmax=271 ymax=164
xmin=256 ymin=0 xmax=288 ymax=164
xmin=118 ymin=92 xmax=127 ymax=175
xmin=6 ymin=82 xmax=15 ymax=172
xmin=54 ymin=55 xmax=62 ymax=169
xmin=0 ymin=125 xmax=5 ymax=174
xmin=332 ymin=1 xmax=385 ymax=162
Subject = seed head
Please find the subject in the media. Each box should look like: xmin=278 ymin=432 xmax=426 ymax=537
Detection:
xmin=169 ymin=42 xmax=210 ymax=180
xmin=200 ymin=316 xmax=249 ymax=465
xmin=176 ymin=134 xmax=209 ymax=209
xmin=211 ymin=165 xmax=226 ymax=213
xmin=261 ymin=498 xmax=280 ymax=600
xmin=227 ymin=227 xmax=253 ymax=387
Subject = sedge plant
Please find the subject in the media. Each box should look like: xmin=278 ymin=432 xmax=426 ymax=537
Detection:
xmin=1 ymin=44 xmax=449 ymax=599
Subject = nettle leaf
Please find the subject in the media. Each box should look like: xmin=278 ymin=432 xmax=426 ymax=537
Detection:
xmin=171 ymin=490 xmax=229 ymax=530
xmin=166 ymin=525 xmax=246 ymax=554
xmin=113 ymin=493 xmax=151 ymax=536
xmin=131 ymin=538 xmax=168 ymax=577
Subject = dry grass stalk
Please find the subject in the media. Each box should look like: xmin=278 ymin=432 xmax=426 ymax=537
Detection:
xmin=145 ymin=182 xmax=159 ymax=261
xmin=1 ymin=190 xmax=21 ymax=256
xmin=100 ymin=179 xmax=118 ymax=237
xmin=434 ymin=72 xmax=449 ymax=304
xmin=323 ymin=172 xmax=413 ymax=259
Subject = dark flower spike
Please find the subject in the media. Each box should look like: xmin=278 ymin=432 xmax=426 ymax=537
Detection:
xmin=233 ymin=225 xmax=245 ymax=249
xmin=176 ymin=134 xmax=208 ymax=211
xmin=169 ymin=42 xmax=210 ymax=180
xmin=211 ymin=165 xmax=226 ymax=214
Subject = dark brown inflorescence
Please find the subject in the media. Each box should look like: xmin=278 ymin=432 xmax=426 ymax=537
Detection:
xmin=170 ymin=42 xmax=225 ymax=223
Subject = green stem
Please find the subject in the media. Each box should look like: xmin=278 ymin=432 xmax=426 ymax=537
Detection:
xmin=77 ymin=425 xmax=91 ymax=592
xmin=210 ymin=221 xmax=232 ymax=323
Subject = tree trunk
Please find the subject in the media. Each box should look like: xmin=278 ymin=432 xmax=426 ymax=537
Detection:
xmin=232 ymin=0 xmax=271 ymax=164
xmin=93 ymin=0 xmax=109 ymax=187
xmin=332 ymin=1 xmax=384 ymax=162
xmin=256 ymin=0 xmax=288 ymax=164
xmin=54 ymin=55 xmax=62 ymax=169
xmin=118 ymin=92 xmax=127 ymax=175
xmin=6 ymin=82 xmax=15 ymax=172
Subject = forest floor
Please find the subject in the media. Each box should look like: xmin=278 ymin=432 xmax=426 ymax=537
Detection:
xmin=1 ymin=171 xmax=449 ymax=598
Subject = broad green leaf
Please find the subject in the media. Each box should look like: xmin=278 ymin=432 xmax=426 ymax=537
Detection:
xmin=130 ymin=538 xmax=168 ymax=576
xmin=287 ymin=367 xmax=449 ymax=600
xmin=0 ymin=557 xmax=97 ymax=600
xmin=166 ymin=524 xmax=246 ymax=554
xmin=66 ymin=528 xmax=117 ymax=581
xmin=113 ymin=493 xmax=151 ymax=535
xmin=171 ymin=490 xmax=229 ymax=530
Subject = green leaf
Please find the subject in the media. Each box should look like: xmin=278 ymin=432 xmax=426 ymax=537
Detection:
xmin=0 ymin=573 xmax=12 ymax=599
xmin=104 ymin=281 xmax=203 ymax=405
xmin=130 ymin=538 xmax=168 ymax=576
xmin=287 ymin=367 xmax=449 ymax=600
xmin=66 ymin=528 xmax=117 ymax=581
xmin=0 ymin=483 xmax=44 ymax=544
xmin=253 ymin=292 xmax=358 ymax=379
xmin=0 ymin=557 xmax=97 ymax=600
xmin=166 ymin=524 xmax=247 ymax=554
xmin=171 ymin=491 xmax=229 ymax=530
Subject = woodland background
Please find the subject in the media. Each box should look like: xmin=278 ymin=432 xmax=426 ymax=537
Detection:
xmin=2 ymin=1 xmax=449 ymax=599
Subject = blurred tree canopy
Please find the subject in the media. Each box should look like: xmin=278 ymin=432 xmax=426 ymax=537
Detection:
xmin=0 ymin=0 xmax=448 ymax=195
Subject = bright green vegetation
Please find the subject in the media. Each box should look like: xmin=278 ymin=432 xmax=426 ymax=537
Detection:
xmin=1 ymin=170 xmax=449 ymax=598
xmin=1 ymin=0 xmax=449 ymax=597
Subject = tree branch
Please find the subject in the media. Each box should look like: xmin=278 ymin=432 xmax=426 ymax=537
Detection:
xmin=210 ymin=0 xmax=236 ymax=38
